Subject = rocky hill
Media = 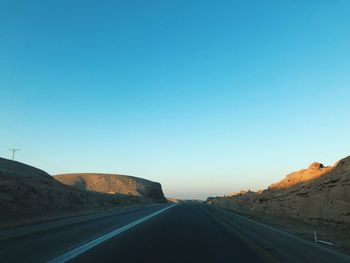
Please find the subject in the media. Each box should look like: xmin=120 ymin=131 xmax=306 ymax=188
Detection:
xmin=0 ymin=158 xmax=164 ymax=228
xmin=55 ymin=173 xmax=166 ymax=203
xmin=206 ymin=156 xmax=350 ymax=227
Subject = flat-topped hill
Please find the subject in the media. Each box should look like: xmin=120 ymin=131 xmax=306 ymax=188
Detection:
xmin=0 ymin=158 xmax=117 ymax=221
xmin=0 ymin=158 xmax=165 ymax=228
xmin=55 ymin=173 xmax=166 ymax=202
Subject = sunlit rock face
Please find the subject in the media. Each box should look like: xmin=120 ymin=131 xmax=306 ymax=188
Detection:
xmin=0 ymin=158 xmax=164 ymax=226
xmin=206 ymin=156 xmax=350 ymax=226
xmin=308 ymin=162 xmax=325 ymax=169
xmin=55 ymin=173 xmax=166 ymax=203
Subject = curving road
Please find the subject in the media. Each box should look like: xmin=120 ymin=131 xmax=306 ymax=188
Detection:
xmin=0 ymin=203 xmax=349 ymax=263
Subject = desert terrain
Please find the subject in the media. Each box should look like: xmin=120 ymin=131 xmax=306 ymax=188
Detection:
xmin=55 ymin=173 xmax=165 ymax=203
xmin=0 ymin=157 xmax=166 ymax=229
xmin=206 ymin=156 xmax=350 ymax=252
xmin=1 ymin=156 xmax=350 ymax=262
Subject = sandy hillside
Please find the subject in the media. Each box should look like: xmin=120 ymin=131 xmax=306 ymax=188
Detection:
xmin=206 ymin=156 xmax=350 ymax=226
xmin=55 ymin=173 xmax=166 ymax=202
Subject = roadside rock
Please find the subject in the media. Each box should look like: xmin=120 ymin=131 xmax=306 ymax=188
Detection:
xmin=55 ymin=173 xmax=166 ymax=203
xmin=0 ymin=158 xmax=124 ymax=219
xmin=206 ymin=156 xmax=350 ymax=227
xmin=308 ymin=162 xmax=325 ymax=169
xmin=0 ymin=158 xmax=159 ymax=226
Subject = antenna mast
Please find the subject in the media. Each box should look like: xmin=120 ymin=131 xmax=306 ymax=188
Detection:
xmin=9 ymin=148 xmax=20 ymax=160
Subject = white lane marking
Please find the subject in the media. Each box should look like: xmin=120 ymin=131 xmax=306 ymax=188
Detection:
xmin=47 ymin=204 xmax=177 ymax=263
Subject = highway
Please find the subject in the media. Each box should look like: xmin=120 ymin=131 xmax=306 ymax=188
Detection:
xmin=0 ymin=203 xmax=349 ymax=263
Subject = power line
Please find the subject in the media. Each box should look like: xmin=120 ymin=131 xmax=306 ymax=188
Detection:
xmin=9 ymin=148 xmax=20 ymax=161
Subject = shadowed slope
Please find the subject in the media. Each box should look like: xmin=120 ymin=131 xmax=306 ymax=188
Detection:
xmin=0 ymin=158 xmax=111 ymax=221
xmin=0 ymin=158 xmax=152 ymax=228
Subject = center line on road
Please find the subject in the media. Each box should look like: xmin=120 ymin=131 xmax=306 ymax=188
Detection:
xmin=47 ymin=204 xmax=177 ymax=263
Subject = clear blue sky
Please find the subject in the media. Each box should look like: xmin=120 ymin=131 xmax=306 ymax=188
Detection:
xmin=1 ymin=1 xmax=350 ymax=199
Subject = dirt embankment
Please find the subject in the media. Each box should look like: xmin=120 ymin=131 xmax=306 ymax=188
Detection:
xmin=0 ymin=158 xmax=165 ymax=228
xmin=206 ymin=156 xmax=350 ymax=249
xmin=55 ymin=173 xmax=166 ymax=203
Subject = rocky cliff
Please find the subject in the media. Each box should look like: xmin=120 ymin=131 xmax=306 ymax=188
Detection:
xmin=55 ymin=173 xmax=166 ymax=203
xmin=206 ymin=156 xmax=350 ymax=226
xmin=0 ymin=158 xmax=163 ymax=227
xmin=0 ymin=158 xmax=125 ymax=223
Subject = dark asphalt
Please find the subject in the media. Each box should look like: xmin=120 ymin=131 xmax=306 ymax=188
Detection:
xmin=0 ymin=203 xmax=349 ymax=263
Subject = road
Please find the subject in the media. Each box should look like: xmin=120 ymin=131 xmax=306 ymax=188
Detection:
xmin=0 ymin=203 xmax=349 ymax=263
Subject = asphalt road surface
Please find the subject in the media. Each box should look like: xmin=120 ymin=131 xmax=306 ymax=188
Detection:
xmin=0 ymin=203 xmax=349 ymax=263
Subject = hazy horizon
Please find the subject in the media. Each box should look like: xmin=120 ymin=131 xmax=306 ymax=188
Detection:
xmin=2 ymin=1 xmax=350 ymax=200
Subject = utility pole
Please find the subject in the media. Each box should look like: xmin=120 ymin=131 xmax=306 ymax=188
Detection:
xmin=9 ymin=148 xmax=20 ymax=161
